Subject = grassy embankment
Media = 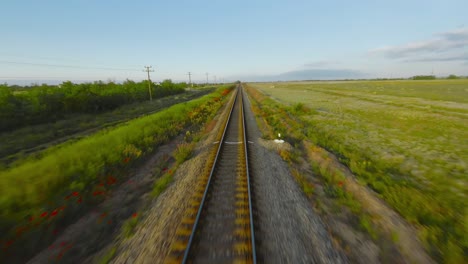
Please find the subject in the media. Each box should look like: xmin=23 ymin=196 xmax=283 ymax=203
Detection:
xmin=0 ymin=85 xmax=233 ymax=261
xmin=247 ymin=80 xmax=467 ymax=263
xmin=0 ymin=89 xmax=213 ymax=167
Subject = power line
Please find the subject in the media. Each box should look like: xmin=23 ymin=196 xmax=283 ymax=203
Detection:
xmin=143 ymin=66 xmax=154 ymax=101
xmin=0 ymin=60 xmax=138 ymax=71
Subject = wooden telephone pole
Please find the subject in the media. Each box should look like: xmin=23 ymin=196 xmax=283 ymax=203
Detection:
xmin=144 ymin=66 xmax=154 ymax=101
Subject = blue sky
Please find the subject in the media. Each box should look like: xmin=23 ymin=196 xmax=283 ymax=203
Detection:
xmin=1 ymin=0 xmax=467 ymax=84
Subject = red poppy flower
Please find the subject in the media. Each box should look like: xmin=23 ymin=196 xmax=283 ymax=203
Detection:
xmin=107 ymin=176 xmax=117 ymax=185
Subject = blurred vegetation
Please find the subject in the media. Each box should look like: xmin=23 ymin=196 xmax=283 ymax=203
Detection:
xmin=174 ymin=143 xmax=195 ymax=165
xmin=98 ymin=247 xmax=117 ymax=264
xmin=0 ymin=89 xmax=213 ymax=166
xmin=247 ymin=80 xmax=468 ymax=263
xmin=412 ymin=75 xmax=436 ymax=80
xmin=151 ymin=169 xmax=175 ymax=198
xmin=0 ymin=79 xmax=187 ymax=132
xmin=0 ymin=85 xmax=233 ymax=262
xmin=122 ymin=215 xmax=139 ymax=238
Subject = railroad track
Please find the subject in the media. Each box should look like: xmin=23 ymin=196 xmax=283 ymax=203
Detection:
xmin=166 ymin=85 xmax=256 ymax=264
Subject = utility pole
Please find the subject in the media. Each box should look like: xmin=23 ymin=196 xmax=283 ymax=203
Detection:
xmin=187 ymin=72 xmax=193 ymax=89
xmin=214 ymin=75 xmax=217 ymax=84
xmin=143 ymin=66 xmax=154 ymax=101
xmin=206 ymin=72 xmax=209 ymax=85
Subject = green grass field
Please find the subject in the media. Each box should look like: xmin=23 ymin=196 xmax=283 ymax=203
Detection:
xmin=248 ymin=79 xmax=467 ymax=262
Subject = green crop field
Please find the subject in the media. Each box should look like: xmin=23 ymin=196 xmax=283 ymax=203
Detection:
xmin=248 ymin=79 xmax=468 ymax=262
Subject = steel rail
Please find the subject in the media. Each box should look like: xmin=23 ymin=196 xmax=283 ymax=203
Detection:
xmin=240 ymin=84 xmax=257 ymax=264
xmin=182 ymin=84 xmax=256 ymax=264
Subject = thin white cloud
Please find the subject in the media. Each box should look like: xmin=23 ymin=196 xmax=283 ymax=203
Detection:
xmin=407 ymin=53 xmax=468 ymax=62
xmin=438 ymin=28 xmax=468 ymax=41
xmin=370 ymin=28 xmax=468 ymax=60
xmin=303 ymin=60 xmax=340 ymax=68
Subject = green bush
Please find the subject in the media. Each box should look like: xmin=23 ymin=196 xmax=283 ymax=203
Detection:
xmin=99 ymin=247 xmax=117 ymax=264
xmin=122 ymin=216 xmax=139 ymax=238
xmin=290 ymin=102 xmax=309 ymax=115
xmin=174 ymin=143 xmax=195 ymax=165
xmin=152 ymin=172 xmax=173 ymax=198
xmin=412 ymin=75 xmax=436 ymax=80
xmin=359 ymin=215 xmax=377 ymax=240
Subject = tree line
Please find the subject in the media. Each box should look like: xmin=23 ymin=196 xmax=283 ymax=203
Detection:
xmin=0 ymin=79 xmax=187 ymax=132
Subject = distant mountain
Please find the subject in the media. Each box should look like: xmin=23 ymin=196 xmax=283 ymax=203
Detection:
xmin=237 ymin=69 xmax=368 ymax=82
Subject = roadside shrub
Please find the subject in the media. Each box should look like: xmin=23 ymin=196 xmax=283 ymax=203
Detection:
xmin=291 ymin=169 xmax=314 ymax=197
xmin=290 ymin=102 xmax=310 ymax=115
xmin=359 ymin=215 xmax=377 ymax=240
xmin=99 ymin=247 xmax=117 ymax=264
xmin=324 ymin=184 xmax=346 ymax=199
xmin=278 ymin=149 xmax=292 ymax=163
xmin=122 ymin=215 xmax=139 ymax=238
xmin=151 ymin=170 xmax=173 ymax=198
xmin=174 ymin=143 xmax=195 ymax=165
